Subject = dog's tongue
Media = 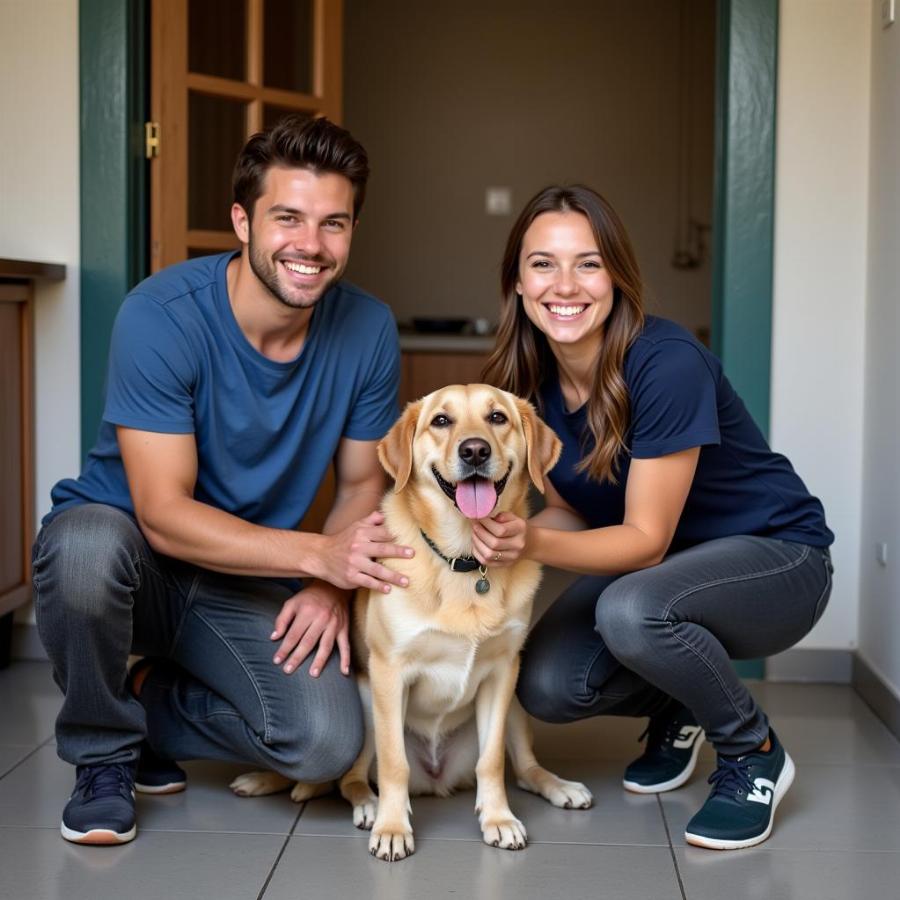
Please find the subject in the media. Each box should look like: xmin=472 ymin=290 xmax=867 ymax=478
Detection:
xmin=455 ymin=476 xmax=497 ymax=519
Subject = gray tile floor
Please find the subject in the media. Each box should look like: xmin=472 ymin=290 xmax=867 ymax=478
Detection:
xmin=2 ymin=660 xmax=899 ymax=900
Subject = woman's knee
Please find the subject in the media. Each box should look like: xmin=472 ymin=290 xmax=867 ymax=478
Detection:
xmin=594 ymin=575 xmax=670 ymax=663
xmin=517 ymin=637 xmax=598 ymax=724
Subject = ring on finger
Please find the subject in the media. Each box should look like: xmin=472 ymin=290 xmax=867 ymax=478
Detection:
xmin=494 ymin=551 xmax=502 ymax=561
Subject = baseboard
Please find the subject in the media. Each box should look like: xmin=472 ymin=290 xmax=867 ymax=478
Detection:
xmin=853 ymin=652 xmax=900 ymax=744
xmin=765 ymin=648 xmax=852 ymax=683
xmin=11 ymin=623 xmax=47 ymax=661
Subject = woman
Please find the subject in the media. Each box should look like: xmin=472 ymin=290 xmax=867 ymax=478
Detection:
xmin=475 ymin=185 xmax=833 ymax=850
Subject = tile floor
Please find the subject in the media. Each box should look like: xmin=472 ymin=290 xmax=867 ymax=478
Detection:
xmin=1 ymin=659 xmax=899 ymax=900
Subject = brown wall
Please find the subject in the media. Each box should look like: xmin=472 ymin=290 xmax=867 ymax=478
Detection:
xmin=342 ymin=0 xmax=716 ymax=335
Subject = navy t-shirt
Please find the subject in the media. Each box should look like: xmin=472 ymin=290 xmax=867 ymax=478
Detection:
xmin=46 ymin=252 xmax=400 ymax=528
xmin=539 ymin=316 xmax=832 ymax=550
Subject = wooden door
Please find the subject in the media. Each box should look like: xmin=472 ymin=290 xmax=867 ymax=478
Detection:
xmin=150 ymin=0 xmax=343 ymax=271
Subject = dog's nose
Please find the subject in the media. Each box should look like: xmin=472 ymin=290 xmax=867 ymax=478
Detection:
xmin=458 ymin=438 xmax=491 ymax=466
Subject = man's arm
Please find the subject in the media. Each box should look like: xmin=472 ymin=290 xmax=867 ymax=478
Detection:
xmin=269 ymin=436 xmax=410 ymax=677
xmin=117 ymin=427 xmax=411 ymax=589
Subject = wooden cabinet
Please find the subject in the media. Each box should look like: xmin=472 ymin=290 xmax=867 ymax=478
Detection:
xmin=400 ymin=350 xmax=489 ymax=407
xmin=0 ymin=259 xmax=65 ymax=667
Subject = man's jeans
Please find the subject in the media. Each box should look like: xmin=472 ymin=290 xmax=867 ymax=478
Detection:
xmin=33 ymin=503 xmax=364 ymax=777
xmin=517 ymin=535 xmax=833 ymax=755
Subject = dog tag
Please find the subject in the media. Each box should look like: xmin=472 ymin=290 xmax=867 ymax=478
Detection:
xmin=475 ymin=566 xmax=491 ymax=594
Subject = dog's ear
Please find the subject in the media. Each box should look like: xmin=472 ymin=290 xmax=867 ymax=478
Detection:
xmin=377 ymin=400 xmax=422 ymax=492
xmin=515 ymin=398 xmax=562 ymax=493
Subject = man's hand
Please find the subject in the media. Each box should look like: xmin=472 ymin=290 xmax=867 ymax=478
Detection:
xmin=316 ymin=510 xmax=414 ymax=593
xmin=271 ymin=580 xmax=352 ymax=677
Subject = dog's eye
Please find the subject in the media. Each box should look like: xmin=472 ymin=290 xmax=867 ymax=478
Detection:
xmin=488 ymin=411 xmax=508 ymax=425
xmin=431 ymin=414 xmax=452 ymax=428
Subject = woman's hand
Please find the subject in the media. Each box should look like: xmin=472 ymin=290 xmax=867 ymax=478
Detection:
xmin=472 ymin=511 xmax=529 ymax=568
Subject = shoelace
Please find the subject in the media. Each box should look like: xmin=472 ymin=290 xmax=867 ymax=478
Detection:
xmin=637 ymin=715 xmax=682 ymax=753
xmin=76 ymin=764 xmax=133 ymax=799
xmin=707 ymin=755 xmax=756 ymax=800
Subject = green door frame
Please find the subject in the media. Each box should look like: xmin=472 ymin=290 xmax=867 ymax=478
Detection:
xmin=79 ymin=0 xmax=147 ymax=459
xmin=79 ymin=0 xmax=777 ymax=680
xmin=712 ymin=0 xmax=778 ymax=679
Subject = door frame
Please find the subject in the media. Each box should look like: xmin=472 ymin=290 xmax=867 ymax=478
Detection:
xmin=79 ymin=0 xmax=778 ymax=678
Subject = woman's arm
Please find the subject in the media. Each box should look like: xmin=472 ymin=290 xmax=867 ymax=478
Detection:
xmin=528 ymin=447 xmax=699 ymax=573
xmin=473 ymin=447 xmax=699 ymax=574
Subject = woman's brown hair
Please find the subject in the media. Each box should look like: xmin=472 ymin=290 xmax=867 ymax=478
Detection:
xmin=482 ymin=185 xmax=645 ymax=485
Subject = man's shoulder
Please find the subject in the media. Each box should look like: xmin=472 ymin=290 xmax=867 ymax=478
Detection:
xmin=327 ymin=280 xmax=393 ymax=321
xmin=128 ymin=253 xmax=229 ymax=308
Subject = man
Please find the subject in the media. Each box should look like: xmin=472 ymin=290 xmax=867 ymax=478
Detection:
xmin=33 ymin=116 xmax=412 ymax=845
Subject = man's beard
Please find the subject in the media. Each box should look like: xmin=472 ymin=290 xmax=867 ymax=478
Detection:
xmin=248 ymin=234 xmax=338 ymax=310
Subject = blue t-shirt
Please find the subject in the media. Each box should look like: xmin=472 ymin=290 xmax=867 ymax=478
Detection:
xmin=47 ymin=252 xmax=400 ymax=528
xmin=540 ymin=316 xmax=833 ymax=550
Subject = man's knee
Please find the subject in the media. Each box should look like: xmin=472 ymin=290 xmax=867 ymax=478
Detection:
xmin=32 ymin=505 xmax=142 ymax=620
xmin=264 ymin=672 xmax=365 ymax=783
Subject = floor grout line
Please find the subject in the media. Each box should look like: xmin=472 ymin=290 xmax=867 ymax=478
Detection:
xmin=0 ymin=735 xmax=54 ymax=782
xmin=657 ymin=795 xmax=688 ymax=900
xmin=255 ymin=801 xmax=306 ymax=900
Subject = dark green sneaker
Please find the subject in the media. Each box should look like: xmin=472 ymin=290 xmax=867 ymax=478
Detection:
xmin=684 ymin=728 xmax=795 ymax=850
xmin=623 ymin=706 xmax=705 ymax=793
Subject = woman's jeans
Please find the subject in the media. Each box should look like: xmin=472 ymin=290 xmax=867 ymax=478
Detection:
xmin=517 ymin=535 xmax=833 ymax=755
xmin=32 ymin=503 xmax=364 ymax=777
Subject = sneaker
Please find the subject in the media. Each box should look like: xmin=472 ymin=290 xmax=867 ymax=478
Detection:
xmin=61 ymin=763 xmax=137 ymax=845
xmin=623 ymin=706 xmax=705 ymax=793
xmin=127 ymin=658 xmax=187 ymax=795
xmin=684 ymin=728 xmax=795 ymax=850
xmin=134 ymin=741 xmax=187 ymax=795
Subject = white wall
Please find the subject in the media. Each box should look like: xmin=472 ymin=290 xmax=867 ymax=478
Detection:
xmin=0 ymin=0 xmax=81 ymax=620
xmin=771 ymin=0 xmax=871 ymax=650
xmin=858 ymin=3 xmax=900 ymax=696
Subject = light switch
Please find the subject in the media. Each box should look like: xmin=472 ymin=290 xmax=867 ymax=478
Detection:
xmin=883 ymin=0 xmax=895 ymax=28
xmin=485 ymin=187 xmax=512 ymax=216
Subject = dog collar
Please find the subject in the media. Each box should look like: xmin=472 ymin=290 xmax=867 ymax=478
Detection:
xmin=419 ymin=530 xmax=491 ymax=594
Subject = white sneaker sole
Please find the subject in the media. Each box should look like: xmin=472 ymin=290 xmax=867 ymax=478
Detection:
xmin=684 ymin=750 xmax=796 ymax=850
xmin=60 ymin=822 xmax=137 ymax=844
xmin=135 ymin=780 xmax=186 ymax=795
xmin=623 ymin=729 xmax=705 ymax=794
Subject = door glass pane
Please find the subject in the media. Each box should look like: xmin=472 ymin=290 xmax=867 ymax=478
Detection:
xmin=264 ymin=0 xmax=313 ymax=93
xmin=263 ymin=105 xmax=311 ymax=132
xmin=189 ymin=0 xmax=246 ymax=81
xmin=188 ymin=92 xmax=247 ymax=231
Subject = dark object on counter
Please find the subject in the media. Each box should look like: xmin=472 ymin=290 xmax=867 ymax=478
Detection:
xmin=411 ymin=317 xmax=469 ymax=334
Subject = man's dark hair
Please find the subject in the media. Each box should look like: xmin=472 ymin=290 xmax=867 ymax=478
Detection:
xmin=232 ymin=115 xmax=370 ymax=220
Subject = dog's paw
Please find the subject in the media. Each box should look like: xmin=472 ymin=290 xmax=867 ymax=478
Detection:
xmin=289 ymin=781 xmax=334 ymax=804
xmin=480 ymin=814 xmax=527 ymax=850
xmin=517 ymin=767 xmax=593 ymax=810
xmin=369 ymin=823 xmax=415 ymax=861
xmin=353 ymin=797 xmax=378 ymax=830
xmin=537 ymin=776 xmax=593 ymax=810
xmin=229 ymin=771 xmax=292 ymax=797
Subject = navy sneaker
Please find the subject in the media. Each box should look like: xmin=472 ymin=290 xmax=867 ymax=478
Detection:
xmin=127 ymin=658 xmax=187 ymax=795
xmin=61 ymin=763 xmax=137 ymax=844
xmin=623 ymin=706 xmax=705 ymax=793
xmin=134 ymin=741 xmax=187 ymax=795
xmin=684 ymin=728 xmax=795 ymax=850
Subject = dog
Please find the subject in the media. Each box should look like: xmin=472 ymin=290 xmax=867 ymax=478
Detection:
xmin=231 ymin=384 xmax=592 ymax=860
